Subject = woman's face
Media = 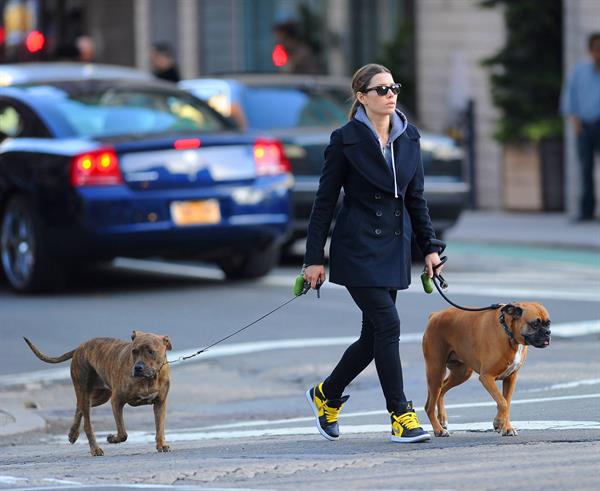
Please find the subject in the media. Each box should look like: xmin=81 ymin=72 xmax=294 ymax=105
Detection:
xmin=357 ymin=72 xmax=398 ymax=117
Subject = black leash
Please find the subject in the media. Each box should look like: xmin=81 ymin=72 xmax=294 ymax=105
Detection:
xmin=163 ymin=279 xmax=321 ymax=368
xmin=424 ymin=239 xmax=502 ymax=313
xmin=430 ymin=257 xmax=501 ymax=312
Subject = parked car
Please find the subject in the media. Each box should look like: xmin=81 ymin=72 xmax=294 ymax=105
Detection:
xmin=180 ymin=74 xmax=469 ymax=246
xmin=0 ymin=63 xmax=293 ymax=292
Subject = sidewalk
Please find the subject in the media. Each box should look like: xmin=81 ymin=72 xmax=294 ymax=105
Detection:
xmin=1 ymin=210 xmax=598 ymax=437
xmin=445 ymin=210 xmax=600 ymax=251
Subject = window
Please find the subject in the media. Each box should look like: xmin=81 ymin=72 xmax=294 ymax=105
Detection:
xmin=22 ymin=86 xmax=227 ymax=138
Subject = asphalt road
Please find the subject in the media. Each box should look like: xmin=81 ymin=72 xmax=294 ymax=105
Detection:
xmin=0 ymin=245 xmax=599 ymax=490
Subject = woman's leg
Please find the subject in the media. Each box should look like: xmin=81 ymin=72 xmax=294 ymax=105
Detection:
xmin=324 ymin=287 xmax=406 ymax=412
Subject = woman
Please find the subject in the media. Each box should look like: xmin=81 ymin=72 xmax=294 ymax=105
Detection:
xmin=303 ymin=63 xmax=444 ymax=444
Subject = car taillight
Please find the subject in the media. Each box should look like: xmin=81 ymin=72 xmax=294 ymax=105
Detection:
xmin=253 ymin=139 xmax=291 ymax=176
xmin=70 ymin=148 xmax=123 ymax=186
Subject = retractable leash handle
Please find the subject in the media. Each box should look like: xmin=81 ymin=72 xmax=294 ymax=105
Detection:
xmin=293 ymin=273 xmax=322 ymax=297
xmin=421 ymin=238 xmax=448 ymax=294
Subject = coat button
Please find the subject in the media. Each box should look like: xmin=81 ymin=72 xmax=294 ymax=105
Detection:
xmin=375 ymin=228 xmax=382 ymax=235
xmin=374 ymin=193 xmax=381 ymax=200
xmin=376 ymin=210 xmax=383 ymax=217
xmin=394 ymin=230 xmax=401 ymax=236
xmin=395 ymin=210 xmax=401 ymax=216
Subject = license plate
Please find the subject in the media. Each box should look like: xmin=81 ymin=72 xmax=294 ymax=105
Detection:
xmin=170 ymin=200 xmax=221 ymax=226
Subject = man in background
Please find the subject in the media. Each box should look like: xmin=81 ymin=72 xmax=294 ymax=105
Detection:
xmin=150 ymin=41 xmax=181 ymax=83
xmin=561 ymin=32 xmax=600 ymax=221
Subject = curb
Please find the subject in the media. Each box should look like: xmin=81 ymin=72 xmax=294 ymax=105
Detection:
xmin=0 ymin=405 xmax=46 ymax=437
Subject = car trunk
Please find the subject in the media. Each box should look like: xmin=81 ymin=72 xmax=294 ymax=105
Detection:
xmin=101 ymin=135 xmax=258 ymax=191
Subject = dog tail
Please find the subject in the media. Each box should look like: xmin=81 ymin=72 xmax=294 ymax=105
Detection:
xmin=23 ymin=337 xmax=75 ymax=364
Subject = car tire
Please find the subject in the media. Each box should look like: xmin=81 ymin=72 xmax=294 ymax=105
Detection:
xmin=219 ymin=242 xmax=281 ymax=280
xmin=0 ymin=195 xmax=65 ymax=293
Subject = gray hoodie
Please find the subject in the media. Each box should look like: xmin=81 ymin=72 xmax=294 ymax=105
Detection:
xmin=354 ymin=105 xmax=408 ymax=198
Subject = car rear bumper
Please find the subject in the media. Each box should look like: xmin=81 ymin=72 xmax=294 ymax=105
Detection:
xmin=47 ymin=175 xmax=293 ymax=260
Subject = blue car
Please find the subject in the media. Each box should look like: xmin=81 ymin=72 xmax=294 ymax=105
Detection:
xmin=0 ymin=64 xmax=293 ymax=292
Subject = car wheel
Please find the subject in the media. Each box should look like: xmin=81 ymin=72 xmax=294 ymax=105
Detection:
xmin=0 ymin=195 xmax=63 ymax=292
xmin=219 ymin=243 xmax=281 ymax=280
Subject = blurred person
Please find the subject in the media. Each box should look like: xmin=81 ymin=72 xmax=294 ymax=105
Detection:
xmin=76 ymin=35 xmax=95 ymax=62
xmin=273 ymin=21 xmax=319 ymax=74
xmin=150 ymin=41 xmax=180 ymax=83
xmin=303 ymin=64 xmax=443 ymax=444
xmin=561 ymin=32 xmax=600 ymax=221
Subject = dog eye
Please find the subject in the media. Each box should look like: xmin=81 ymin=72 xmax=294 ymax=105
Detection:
xmin=132 ymin=349 xmax=139 ymax=356
xmin=148 ymin=349 xmax=155 ymax=357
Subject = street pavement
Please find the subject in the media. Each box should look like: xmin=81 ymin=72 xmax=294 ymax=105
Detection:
xmin=0 ymin=210 xmax=599 ymax=490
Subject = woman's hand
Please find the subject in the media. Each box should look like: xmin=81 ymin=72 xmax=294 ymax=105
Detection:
xmin=424 ymin=252 xmax=443 ymax=278
xmin=304 ymin=264 xmax=326 ymax=289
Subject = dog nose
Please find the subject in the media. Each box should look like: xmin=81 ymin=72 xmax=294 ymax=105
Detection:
xmin=134 ymin=362 xmax=144 ymax=372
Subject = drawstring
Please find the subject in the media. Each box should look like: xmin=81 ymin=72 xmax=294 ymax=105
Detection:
xmin=379 ymin=137 xmax=399 ymax=199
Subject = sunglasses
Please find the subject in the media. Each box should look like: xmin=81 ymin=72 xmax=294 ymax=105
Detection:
xmin=362 ymin=82 xmax=402 ymax=96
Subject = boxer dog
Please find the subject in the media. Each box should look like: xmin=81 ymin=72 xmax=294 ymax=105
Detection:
xmin=24 ymin=330 xmax=172 ymax=456
xmin=422 ymin=302 xmax=551 ymax=437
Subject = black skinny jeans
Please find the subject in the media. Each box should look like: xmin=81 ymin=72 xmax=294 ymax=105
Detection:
xmin=322 ymin=286 xmax=407 ymax=413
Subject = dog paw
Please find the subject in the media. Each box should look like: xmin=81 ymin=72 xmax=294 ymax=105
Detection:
xmin=157 ymin=444 xmax=171 ymax=453
xmin=502 ymin=427 xmax=518 ymax=436
xmin=68 ymin=430 xmax=79 ymax=444
xmin=107 ymin=433 xmax=127 ymax=444
xmin=90 ymin=447 xmax=104 ymax=457
xmin=493 ymin=418 xmax=502 ymax=432
xmin=434 ymin=429 xmax=450 ymax=437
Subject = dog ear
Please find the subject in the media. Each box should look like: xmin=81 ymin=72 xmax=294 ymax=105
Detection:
xmin=501 ymin=304 xmax=523 ymax=318
xmin=163 ymin=336 xmax=172 ymax=351
xmin=131 ymin=330 xmax=138 ymax=341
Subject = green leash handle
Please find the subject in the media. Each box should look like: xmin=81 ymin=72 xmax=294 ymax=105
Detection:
xmin=293 ymin=274 xmax=321 ymax=297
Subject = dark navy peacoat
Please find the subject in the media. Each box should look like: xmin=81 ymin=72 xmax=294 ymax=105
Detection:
xmin=303 ymin=118 xmax=440 ymax=289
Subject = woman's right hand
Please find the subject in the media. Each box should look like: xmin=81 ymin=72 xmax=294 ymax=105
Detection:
xmin=304 ymin=264 xmax=326 ymax=290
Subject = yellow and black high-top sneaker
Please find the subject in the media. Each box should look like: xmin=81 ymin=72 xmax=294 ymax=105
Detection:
xmin=306 ymin=382 xmax=349 ymax=441
xmin=390 ymin=401 xmax=431 ymax=443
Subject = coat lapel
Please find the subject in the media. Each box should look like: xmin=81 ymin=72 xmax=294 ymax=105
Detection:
xmin=341 ymin=120 xmax=419 ymax=195
xmin=341 ymin=121 xmax=395 ymax=194
xmin=392 ymin=131 xmax=419 ymax=190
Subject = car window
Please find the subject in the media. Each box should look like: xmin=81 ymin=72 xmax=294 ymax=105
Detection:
xmin=22 ymin=86 xmax=227 ymax=138
xmin=242 ymin=87 xmax=349 ymax=130
xmin=0 ymin=103 xmax=24 ymax=138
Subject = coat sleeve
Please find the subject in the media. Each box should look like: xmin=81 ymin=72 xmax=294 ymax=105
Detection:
xmin=404 ymin=136 xmax=440 ymax=256
xmin=303 ymin=129 xmax=346 ymax=265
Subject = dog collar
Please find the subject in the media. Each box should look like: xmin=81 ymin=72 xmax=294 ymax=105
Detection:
xmin=499 ymin=312 xmax=517 ymax=343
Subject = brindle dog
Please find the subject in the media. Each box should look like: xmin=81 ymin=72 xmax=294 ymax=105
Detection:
xmin=24 ymin=330 xmax=172 ymax=456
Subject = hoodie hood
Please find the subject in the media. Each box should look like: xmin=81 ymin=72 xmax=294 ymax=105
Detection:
xmin=354 ymin=106 xmax=408 ymax=144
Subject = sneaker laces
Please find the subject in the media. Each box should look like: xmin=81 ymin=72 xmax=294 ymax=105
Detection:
xmin=323 ymin=401 xmax=344 ymax=423
xmin=393 ymin=411 xmax=421 ymax=430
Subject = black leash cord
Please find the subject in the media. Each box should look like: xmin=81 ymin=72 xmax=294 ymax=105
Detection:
xmin=165 ymin=294 xmax=303 ymax=367
xmin=432 ymin=257 xmax=501 ymax=312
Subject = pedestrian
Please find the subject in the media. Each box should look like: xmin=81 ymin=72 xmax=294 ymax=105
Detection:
xmin=150 ymin=41 xmax=181 ymax=83
xmin=561 ymin=32 xmax=600 ymax=221
xmin=303 ymin=63 xmax=444 ymax=444
xmin=273 ymin=21 xmax=320 ymax=74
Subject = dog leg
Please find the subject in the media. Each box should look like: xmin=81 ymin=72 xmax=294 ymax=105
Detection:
xmin=439 ymin=364 xmax=473 ymax=430
xmin=498 ymin=373 xmax=519 ymax=436
xmin=424 ymin=363 xmax=448 ymax=437
xmin=80 ymin=392 xmax=103 ymax=456
xmin=153 ymin=399 xmax=170 ymax=452
xmin=107 ymin=396 xmax=128 ymax=444
xmin=479 ymin=374 xmax=509 ymax=435
xmin=68 ymin=407 xmax=82 ymax=444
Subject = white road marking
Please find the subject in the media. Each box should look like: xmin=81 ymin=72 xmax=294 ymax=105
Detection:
xmin=113 ymin=258 xmax=600 ymax=302
xmin=0 ymin=475 xmax=28 ymax=484
xmin=3 ymin=318 xmax=598 ymax=387
xmin=525 ymin=378 xmax=600 ymax=393
xmin=57 ymin=420 xmax=600 ymax=446
xmin=51 ymin=393 xmax=600 ymax=445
